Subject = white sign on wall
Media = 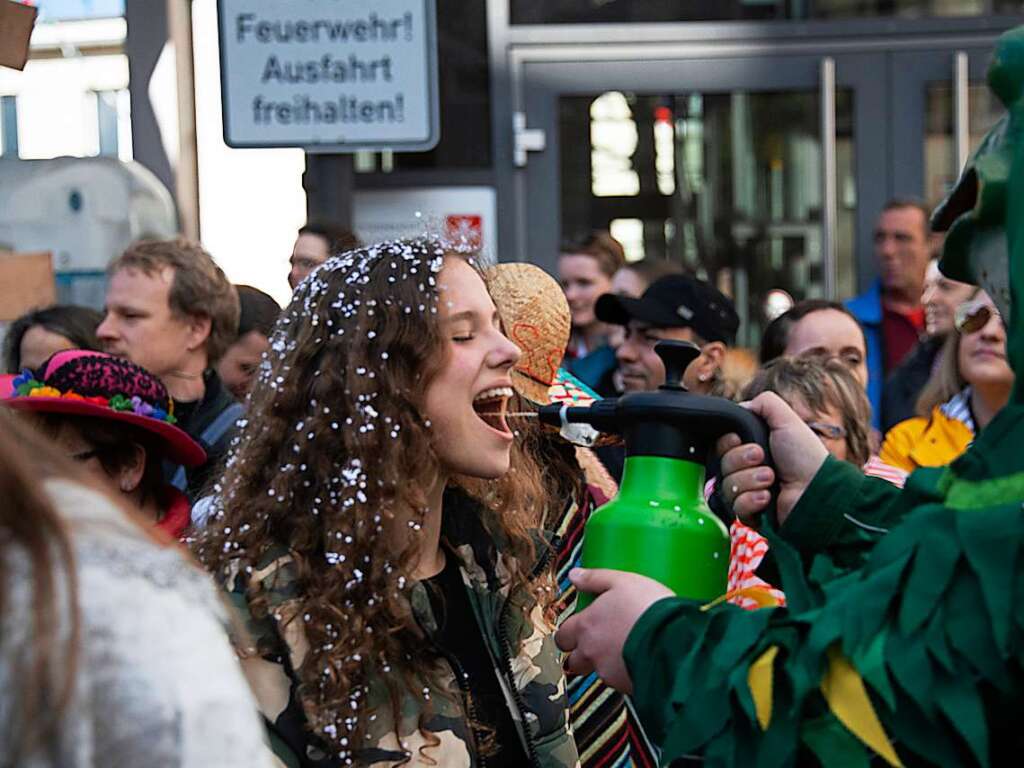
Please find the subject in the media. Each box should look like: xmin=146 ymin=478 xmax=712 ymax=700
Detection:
xmin=353 ymin=187 xmax=497 ymax=258
xmin=217 ymin=0 xmax=439 ymax=151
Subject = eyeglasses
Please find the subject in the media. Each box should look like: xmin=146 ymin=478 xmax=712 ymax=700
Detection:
xmin=955 ymin=300 xmax=1001 ymax=334
xmin=805 ymin=421 xmax=846 ymax=441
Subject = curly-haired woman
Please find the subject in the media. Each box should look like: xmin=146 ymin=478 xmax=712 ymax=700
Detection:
xmin=194 ymin=240 xmax=578 ymax=767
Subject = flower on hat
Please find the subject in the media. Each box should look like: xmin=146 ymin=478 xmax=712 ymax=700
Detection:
xmin=108 ymin=394 xmax=133 ymax=412
xmin=6 ymin=368 xmax=178 ymax=426
xmin=131 ymin=395 xmax=155 ymax=418
xmin=151 ymin=407 xmax=176 ymax=425
xmin=28 ymin=386 xmax=61 ymax=398
xmin=12 ymin=369 xmax=35 ymax=391
xmin=14 ymin=371 xmax=47 ymax=397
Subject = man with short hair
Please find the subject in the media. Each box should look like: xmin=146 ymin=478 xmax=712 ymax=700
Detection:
xmin=847 ymin=199 xmax=933 ymax=426
xmin=596 ymin=274 xmax=738 ymax=394
xmin=218 ymin=285 xmax=281 ymax=400
xmin=591 ymin=274 xmax=739 ymax=481
xmin=97 ymin=238 xmax=242 ymax=499
xmin=287 ymin=222 xmax=360 ymax=291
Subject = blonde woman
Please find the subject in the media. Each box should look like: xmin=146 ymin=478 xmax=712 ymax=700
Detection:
xmin=881 ymin=290 xmax=1013 ymax=472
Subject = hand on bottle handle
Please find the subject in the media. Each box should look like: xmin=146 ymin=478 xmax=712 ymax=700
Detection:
xmin=717 ymin=392 xmax=828 ymax=527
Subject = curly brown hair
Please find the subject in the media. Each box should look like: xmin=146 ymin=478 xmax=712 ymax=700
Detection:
xmin=193 ymin=239 xmax=553 ymax=760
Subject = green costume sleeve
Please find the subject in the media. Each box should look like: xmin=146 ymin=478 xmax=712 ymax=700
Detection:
xmin=626 ymin=509 xmax=1024 ymax=766
xmin=623 ymin=406 xmax=1024 ymax=766
xmin=624 ymin=597 xmax=777 ymax=762
xmin=777 ymin=456 xmax=904 ymax=574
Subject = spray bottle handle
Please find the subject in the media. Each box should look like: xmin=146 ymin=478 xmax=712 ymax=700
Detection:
xmin=717 ymin=402 xmax=781 ymax=528
xmin=723 ymin=404 xmax=770 ymax=459
xmin=653 ymin=340 xmax=777 ymax=518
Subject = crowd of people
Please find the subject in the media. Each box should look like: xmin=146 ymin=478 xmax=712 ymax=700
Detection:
xmin=0 ymin=130 xmax=1019 ymax=765
xmin=554 ymin=196 xmax=1004 ymax=490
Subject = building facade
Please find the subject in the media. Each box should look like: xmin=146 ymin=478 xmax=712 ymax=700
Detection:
xmin=354 ymin=0 xmax=1022 ymax=345
xmin=5 ymin=1 xmax=1023 ymax=331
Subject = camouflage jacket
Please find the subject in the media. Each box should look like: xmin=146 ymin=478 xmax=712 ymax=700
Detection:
xmin=226 ymin=488 xmax=580 ymax=768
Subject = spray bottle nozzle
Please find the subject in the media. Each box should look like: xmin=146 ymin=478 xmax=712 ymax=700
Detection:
xmin=536 ymin=402 xmax=618 ymax=448
xmin=657 ymin=340 xmax=702 ymax=391
xmin=537 ymin=400 xmax=620 ymax=434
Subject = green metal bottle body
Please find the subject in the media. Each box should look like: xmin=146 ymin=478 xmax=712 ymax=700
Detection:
xmin=577 ymin=455 xmax=729 ymax=610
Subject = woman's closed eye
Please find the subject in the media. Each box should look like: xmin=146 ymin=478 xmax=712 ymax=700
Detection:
xmin=448 ymin=319 xmax=476 ymax=342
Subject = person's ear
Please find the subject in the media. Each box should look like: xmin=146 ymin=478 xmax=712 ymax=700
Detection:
xmin=118 ymin=444 xmax=146 ymax=495
xmin=185 ymin=314 xmax=213 ymax=352
xmin=695 ymin=342 xmax=727 ymax=382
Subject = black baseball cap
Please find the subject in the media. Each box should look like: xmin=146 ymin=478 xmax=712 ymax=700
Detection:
xmin=595 ymin=274 xmax=739 ymax=345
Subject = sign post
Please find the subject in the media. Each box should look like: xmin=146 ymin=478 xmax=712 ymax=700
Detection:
xmin=217 ymin=0 xmax=439 ymax=152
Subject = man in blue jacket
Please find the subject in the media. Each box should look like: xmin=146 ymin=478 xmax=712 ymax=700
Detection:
xmin=846 ymin=199 xmax=931 ymax=427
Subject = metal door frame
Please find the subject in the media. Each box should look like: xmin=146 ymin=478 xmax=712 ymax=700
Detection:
xmin=509 ymin=46 xmax=888 ymax=292
xmin=891 ymin=45 xmax=999 ymax=200
xmin=490 ymin=12 xmax=1012 ymax=294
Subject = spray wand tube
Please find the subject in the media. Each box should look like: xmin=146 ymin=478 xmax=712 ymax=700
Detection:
xmin=538 ymin=397 xmax=770 ymax=466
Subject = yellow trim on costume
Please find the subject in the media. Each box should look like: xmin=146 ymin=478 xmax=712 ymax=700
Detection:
xmin=700 ymin=585 xmax=783 ymax=612
xmin=747 ymin=645 xmax=779 ymax=730
xmin=820 ymin=644 xmax=903 ymax=767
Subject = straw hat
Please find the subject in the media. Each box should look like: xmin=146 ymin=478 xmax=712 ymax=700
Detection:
xmin=487 ymin=263 xmax=572 ymax=405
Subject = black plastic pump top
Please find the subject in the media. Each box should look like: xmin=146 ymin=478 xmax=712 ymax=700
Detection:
xmin=538 ymin=340 xmax=770 ymax=465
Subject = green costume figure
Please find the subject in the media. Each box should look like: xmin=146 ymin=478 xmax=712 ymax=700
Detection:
xmin=560 ymin=25 xmax=1024 ymax=768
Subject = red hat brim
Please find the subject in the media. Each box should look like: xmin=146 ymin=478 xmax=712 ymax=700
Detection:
xmin=3 ymin=395 xmax=207 ymax=467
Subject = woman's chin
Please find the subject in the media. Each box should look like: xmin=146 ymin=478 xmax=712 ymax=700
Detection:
xmin=451 ymin=452 xmax=512 ymax=481
xmin=473 ymin=453 xmax=512 ymax=480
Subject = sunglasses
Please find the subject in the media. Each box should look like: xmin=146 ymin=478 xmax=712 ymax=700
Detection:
xmin=954 ymin=300 xmax=1002 ymax=335
xmin=805 ymin=421 xmax=846 ymax=441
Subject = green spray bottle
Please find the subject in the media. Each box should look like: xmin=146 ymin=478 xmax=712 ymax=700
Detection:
xmin=539 ymin=341 xmax=771 ymax=610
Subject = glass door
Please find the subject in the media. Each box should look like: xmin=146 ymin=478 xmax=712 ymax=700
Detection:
xmin=891 ymin=46 xmax=1005 ymax=208
xmin=517 ymin=51 xmax=888 ymax=348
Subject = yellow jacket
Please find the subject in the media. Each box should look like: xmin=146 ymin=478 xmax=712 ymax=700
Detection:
xmin=879 ymin=400 xmax=974 ymax=472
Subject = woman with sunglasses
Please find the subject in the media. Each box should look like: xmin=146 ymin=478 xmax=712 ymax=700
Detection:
xmin=879 ymin=290 xmax=1014 ymax=472
xmin=744 ymin=355 xmax=873 ymax=468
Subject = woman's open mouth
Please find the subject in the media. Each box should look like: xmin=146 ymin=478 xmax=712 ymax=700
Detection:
xmin=472 ymin=386 xmax=514 ymax=435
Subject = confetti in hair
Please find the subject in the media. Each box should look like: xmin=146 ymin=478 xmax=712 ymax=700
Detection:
xmin=192 ymin=237 xmax=552 ymax=760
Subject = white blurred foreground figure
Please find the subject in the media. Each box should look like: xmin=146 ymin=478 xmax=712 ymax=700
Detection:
xmin=0 ymin=412 xmax=273 ymax=768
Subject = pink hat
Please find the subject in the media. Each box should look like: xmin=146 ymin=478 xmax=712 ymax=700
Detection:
xmin=3 ymin=350 xmax=206 ymax=467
